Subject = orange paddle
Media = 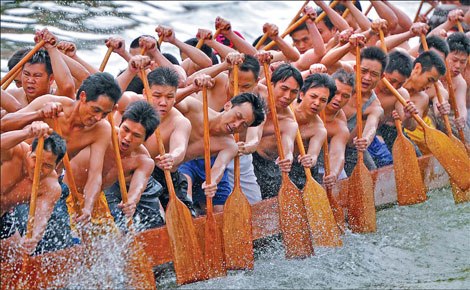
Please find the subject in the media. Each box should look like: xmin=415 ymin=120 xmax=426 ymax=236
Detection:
xmin=413 ymin=1 xmax=424 ymax=23
xmin=378 ymin=28 xmax=387 ymax=53
xmin=202 ymin=86 xmax=227 ymax=278
xmin=347 ymin=44 xmax=377 ymax=233
xmin=287 ymin=0 xmax=310 ymax=28
xmin=364 ymin=4 xmax=373 ymax=16
xmin=222 ymin=64 xmax=254 ymax=270
xmin=263 ymin=62 xmax=314 ymax=258
xmin=99 ymin=47 xmax=114 ymax=72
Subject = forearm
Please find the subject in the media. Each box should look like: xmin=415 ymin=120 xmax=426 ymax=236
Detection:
xmin=307 ymin=22 xmax=326 ymax=58
xmin=362 ymin=116 xmax=380 ymax=146
xmin=62 ymin=54 xmax=91 ymax=85
xmin=270 ymin=35 xmax=300 ymax=62
xmin=318 ymin=2 xmax=350 ymax=31
xmin=176 ymin=83 xmax=199 ymax=104
xmin=83 ymin=176 xmax=102 ymax=212
xmin=204 ymin=39 xmax=236 ymax=61
xmin=382 ymin=31 xmax=412 ymax=51
xmin=172 ymin=39 xmax=212 ymax=69
xmin=347 ymin=4 xmax=371 ymax=31
xmin=371 ymin=2 xmax=398 ymax=31
xmin=186 ymin=62 xmax=228 ymax=86
xmin=116 ymin=69 xmax=137 ymax=92
xmin=1 ymin=89 xmax=22 ymax=112
xmin=127 ymin=172 xmax=151 ymax=205
xmin=47 ymin=47 xmax=75 ymax=98
xmin=321 ymin=42 xmax=351 ymax=67
xmin=329 ymin=150 xmax=345 ymax=177
xmin=149 ymin=49 xmax=174 ymax=69
xmin=281 ymin=134 xmax=295 ymax=161
xmin=225 ymin=30 xmax=257 ymax=55
xmin=384 ymin=1 xmax=412 ymax=33
xmin=0 ymin=111 xmax=42 ymax=133
xmin=72 ymin=54 xmax=99 ymax=74
xmin=0 ymin=129 xmax=29 ymax=152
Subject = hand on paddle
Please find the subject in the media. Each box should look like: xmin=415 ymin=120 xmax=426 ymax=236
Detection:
xmin=40 ymin=102 xmax=64 ymax=119
xmin=371 ymin=19 xmax=389 ymax=36
xmin=193 ymin=74 xmax=215 ymax=89
xmin=447 ymin=9 xmax=464 ymax=26
xmin=263 ymin=23 xmax=279 ymax=39
xmin=118 ymin=200 xmax=137 ymax=218
xmin=197 ymin=28 xmax=215 ymax=42
xmin=298 ymin=153 xmax=316 ymax=168
xmin=303 ymin=5 xmax=317 ymax=23
xmin=139 ymin=35 xmax=157 ymax=53
xmin=309 ymin=63 xmax=327 ymax=74
xmin=128 ymin=55 xmax=152 ymax=74
xmin=34 ymin=28 xmax=57 ymax=49
xmin=23 ymin=121 xmax=53 ymax=139
xmin=155 ymin=153 xmax=175 ymax=170
xmin=237 ymin=140 xmax=257 ymax=155
xmin=339 ymin=28 xmax=354 ymax=45
xmin=225 ymin=52 xmax=244 ymax=67
xmin=409 ymin=22 xmax=429 ymax=37
xmin=255 ymin=50 xmax=273 ymax=64
xmin=391 ymin=110 xmax=401 ymax=121
xmin=75 ymin=207 xmax=92 ymax=226
xmin=403 ymin=100 xmax=419 ymax=119
xmin=215 ymin=16 xmax=232 ymax=35
xmin=436 ymin=99 xmax=451 ymax=116
xmin=353 ymin=136 xmax=369 ymax=152
xmin=18 ymin=235 xmax=40 ymax=255
xmin=105 ymin=36 xmax=126 ymax=55
xmin=202 ymin=181 xmax=217 ymax=198
xmin=57 ymin=41 xmax=77 ymax=57
xmin=323 ymin=173 xmax=337 ymax=191
xmin=275 ymin=156 xmax=293 ymax=173
xmin=348 ymin=34 xmax=366 ymax=49
xmin=156 ymin=25 xmax=176 ymax=44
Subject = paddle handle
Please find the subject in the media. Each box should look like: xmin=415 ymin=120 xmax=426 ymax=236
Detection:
xmin=1 ymin=69 xmax=20 ymax=90
xmin=255 ymin=33 xmax=269 ymax=50
xmin=233 ymin=64 xmax=241 ymax=188
xmin=457 ymin=21 xmax=464 ymax=33
xmin=289 ymin=104 xmax=314 ymax=180
xmin=364 ymin=4 xmax=373 ymax=16
xmin=379 ymin=28 xmax=387 ymax=53
xmin=99 ymin=47 xmax=114 ymax=72
xmin=202 ymin=86 xmax=214 ymax=213
xmin=445 ymin=62 xmax=467 ymax=144
xmin=196 ymin=38 xmax=205 ymax=49
xmin=413 ymin=0 xmax=424 ymax=23
xmin=287 ymin=0 xmax=310 ymax=28
xmin=1 ymin=40 xmax=46 ymax=86
xmin=394 ymin=118 xmax=404 ymax=137
xmin=355 ymin=45 xmax=364 ymax=162
xmin=342 ymin=8 xmax=350 ymax=18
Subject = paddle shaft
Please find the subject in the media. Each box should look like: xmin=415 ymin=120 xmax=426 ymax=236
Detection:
xmin=289 ymin=104 xmax=313 ymax=180
xmin=364 ymin=3 xmax=373 ymax=16
xmin=202 ymin=86 xmax=214 ymax=214
xmin=287 ymin=0 xmax=310 ymax=28
xmin=355 ymin=45 xmax=364 ymax=163
xmin=457 ymin=21 xmax=464 ymax=33
xmin=99 ymin=47 xmax=114 ymax=72
xmin=254 ymin=33 xmax=269 ymax=50
xmin=413 ymin=0 xmax=424 ymax=23
xmin=379 ymin=28 xmax=387 ymax=53
xmin=196 ymin=29 xmax=221 ymax=49
xmin=233 ymin=64 xmax=241 ymax=188
xmin=342 ymin=8 xmax=350 ymax=18
xmin=444 ymin=60 xmax=467 ymax=144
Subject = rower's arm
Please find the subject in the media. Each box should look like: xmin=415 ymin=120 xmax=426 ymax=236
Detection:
xmin=314 ymin=1 xmax=350 ymax=32
xmin=126 ymin=156 xmax=154 ymax=209
xmin=363 ymin=105 xmax=384 ymax=147
xmin=46 ymin=45 xmax=75 ymax=99
xmin=268 ymin=29 xmax=300 ymax=62
xmin=186 ymin=61 xmax=229 ymax=87
xmin=241 ymin=123 xmax=265 ymax=155
xmin=1 ymin=89 xmax=23 ymax=113
xmin=0 ymin=130 xmax=29 ymax=162
xmin=306 ymin=126 xmax=326 ymax=166
xmin=168 ymin=117 xmax=192 ymax=168
xmin=371 ymin=1 xmax=398 ymax=32
xmin=60 ymin=53 xmax=91 ymax=87
xmin=210 ymin=141 xmax=238 ymax=184
xmin=328 ymin=125 xmax=349 ymax=178
xmin=383 ymin=1 xmax=412 ymax=34
xmin=344 ymin=1 xmax=371 ymax=32
xmin=203 ymin=39 xmax=237 ymax=61
xmin=320 ymin=42 xmax=350 ymax=70
xmin=395 ymin=88 xmax=417 ymax=131
xmin=454 ymin=76 xmax=468 ymax=125
xmin=281 ymin=118 xmax=298 ymax=163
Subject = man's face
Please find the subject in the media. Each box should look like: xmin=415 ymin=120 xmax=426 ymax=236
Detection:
xmin=118 ymin=119 xmax=146 ymax=153
xmin=446 ymin=51 xmax=468 ymax=77
xmin=298 ymin=86 xmax=329 ymax=116
xmin=22 ymin=63 xmax=52 ymax=100
xmin=412 ymin=65 xmax=440 ymax=92
xmin=222 ymin=102 xmax=255 ymax=134
xmin=79 ymin=93 xmax=116 ymax=127
xmin=14 ymin=69 xmax=23 ymax=88
xmin=384 ymin=70 xmax=408 ymax=90
xmin=273 ymin=76 xmax=300 ymax=109
xmin=150 ymin=84 xmax=176 ymax=119
xmin=359 ymin=59 xmax=383 ymax=93
xmin=327 ymin=79 xmax=353 ymax=112
xmin=229 ymin=69 xmax=258 ymax=95
xmin=316 ymin=21 xmax=336 ymax=44
xmin=291 ymin=29 xmax=314 ymax=54
xmin=27 ymin=149 xmax=57 ymax=179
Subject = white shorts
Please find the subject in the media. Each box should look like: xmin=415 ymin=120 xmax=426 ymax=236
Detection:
xmin=226 ymin=154 xmax=262 ymax=204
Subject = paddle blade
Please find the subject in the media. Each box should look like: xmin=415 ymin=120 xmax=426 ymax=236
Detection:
xmin=204 ymin=212 xmax=227 ymax=278
xmin=302 ymin=178 xmax=342 ymax=247
xmin=126 ymin=238 xmax=157 ymax=289
xmin=451 ymin=179 xmax=470 ymax=204
xmin=424 ymin=127 xmax=470 ymax=190
xmin=278 ymin=176 xmax=314 ymax=259
xmin=392 ymin=134 xmax=427 ymax=206
xmin=347 ymin=161 xmax=377 ymax=233
xmin=223 ymin=184 xmax=254 ymax=270
xmin=165 ymin=199 xmax=207 ymax=285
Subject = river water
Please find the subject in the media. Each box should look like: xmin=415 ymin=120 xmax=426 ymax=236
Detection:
xmin=2 ymin=1 xmax=469 ymax=289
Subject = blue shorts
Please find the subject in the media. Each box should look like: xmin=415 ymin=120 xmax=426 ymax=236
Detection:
xmin=179 ymin=156 xmax=232 ymax=205
xmin=367 ymin=135 xmax=393 ymax=168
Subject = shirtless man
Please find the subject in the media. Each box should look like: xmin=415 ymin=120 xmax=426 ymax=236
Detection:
xmin=68 ymin=101 xmax=161 ymax=231
xmin=1 ymin=121 xmax=66 ymax=254
xmin=6 ymin=28 xmax=75 ymax=107
xmin=176 ymin=82 xmax=266 ymax=212
xmin=289 ymin=73 xmax=336 ymax=189
xmin=1 ymin=72 xmax=122 ymax=226
xmin=252 ymin=62 xmax=303 ymax=198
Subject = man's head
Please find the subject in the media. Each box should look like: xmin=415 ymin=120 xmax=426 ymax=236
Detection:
xmin=222 ymin=92 xmax=266 ymax=134
xmin=8 ymin=47 xmax=32 ymax=88
xmin=418 ymin=35 xmax=450 ymax=60
xmin=314 ymin=8 xmax=338 ymax=44
xmin=76 ymin=72 xmax=122 ymax=126
xmin=228 ymin=54 xmax=260 ymax=95
xmin=409 ymin=50 xmax=447 ymax=92
xmin=271 ymin=63 xmax=303 ymax=109
xmin=357 ymin=46 xmax=388 ymax=93
xmin=147 ymin=66 xmax=179 ymax=119
xmin=29 ymin=132 xmax=66 ymax=178
xmin=383 ymin=50 xmax=413 ymax=90
xmin=290 ymin=21 xmax=314 ymax=54
xmin=446 ymin=32 xmax=470 ymax=77
xmin=332 ymin=1 xmax=362 ymax=29
xmin=119 ymin=100 xmax=160 ymax=152
xmin=328 ymin=69 xmax=355 ymax=112
xmin=297 ymin=73 xmax=337 ymax=116
xmin=22 ymin=49 xmax=53 ymax=100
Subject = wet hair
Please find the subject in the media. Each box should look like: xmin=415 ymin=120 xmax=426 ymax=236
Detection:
xmin=290 ymin=21 xmax=309 ymax=36
xmin=414 ymin=50 xmax=446 ymax=76
xmin=271 ymin=63 xmax=303 ymax=90
xmin=233 ymin=54 xmax=261 ymax=79
xmin=76 ymin=72 xmax=122 ymax=104
xmin=184 ymin=37 xmax=214 ymax=62
xmin=332 ymin=68 xmax=356 ymax=95
xmin=121 ymin=100 xmax=160 ymax=141
xmin=299 ymin=73 xmax=337 ymax=103
xmin=230 ymin=92 xmax=266 ymax=127
xmin=360 ymin=46 xmax=388 ymax=74
xmin=385 ymin=50 xmax=413 ymax=78
xmin=163 ymin=53 xmax=180 ymax=65
xmin=130 ymin=34 xmax=160 ymax=51
xmin=314 ymin=8 xmax=335 ymax=30
xmin=32 ymin=132 xmax=66 ymax=164
xmin=24 ymin=49 xmax=53 ymax=76
xmin=447 ymin=32 xmax=470 ymax=55
xmin=8 ymin=47 xmax=32 ymax=71
xmin=147 ymin=66 xmax=179 ymax=89
xmin=418 ymin=35 xmax=450 ymax=57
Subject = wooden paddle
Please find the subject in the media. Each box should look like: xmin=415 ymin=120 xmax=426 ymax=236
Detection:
xmin=342 ymin=8 xmax=350 ymax=18
xmin=254 ymin=33 xmax=269 ymax=50
xmin=263 ymin=62 xmax=313 ymax=258
xmin=222 ymin=64 xmax=254 ymax=270
xmin=136 ymin=58 xmax=207 ymax=285
xmin=2 ymin=68 xmax=21 ymax=90
xmin=291 ymin=107 xmax=342 ymax=247
xmin=287 ymin=0 xmax=310 ymax=28
xmin=413 ymin=0 xmax=424 ymax=23
xmin=320 ymin=110 xmax=346 ymax=233
xmin=196 ymin=29 xmax=221 ymax=49
xmin=263 ymin=0 xmax=339 ymax=51
xmin=202 ymin=86 xmax=227 ymax=278
xmin=378 ymin=28 xmax=387 ymax=53
xmin=347 ymin=44 xmax=377 ymax=233
xmin=364 ymin=3 xmax=373 ymax=16
xmin=392 ymin=118 xmax=427 ymax=205
xmin=382 ymin=78 xmax=470 ymax=191
xmin=99 ymin=46 xmax=114 ymax=72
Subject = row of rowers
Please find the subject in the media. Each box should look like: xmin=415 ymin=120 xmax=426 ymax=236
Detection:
xmin=1 ymin=3 xmax=469 ymax=255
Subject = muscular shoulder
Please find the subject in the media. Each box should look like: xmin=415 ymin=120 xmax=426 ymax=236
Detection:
xmin=41 ymin=175 xmax=62 ymax=202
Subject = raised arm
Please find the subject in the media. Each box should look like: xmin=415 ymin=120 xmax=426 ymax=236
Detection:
xmin=215 ymin=16 xmax=257 ymax=56
xmin=280 ymin=116 xmax=299 ymax=171
xmin=324 ymin=122 xmax=349 ymax=188
xmin=379 ymin=22 xmax=429 ymax=51
xmin=115 ymin=55 xmax=151 ymax=92
xmin=57 ymin=41 xmax=91 ymax=86
xmin=343 ymin=1 xmax=371 ymax=32
xmin=383 ymin=0 xmax=413 ymax=34
xmin=302 ymin=125 xmax=326 ymax=168
xmin=197 ymin=28 xmax=237 ymax=61
xmin=1 ymin=89 xmax=23 ymax=113
xmin=362 ymin=105 xmax=384 ymax=149
xmin=263 ymin=23 xmax=300 ymax=62
xmin=371 ymin=1 xmax=398 ymax=32
xmin=429 ymin=9 xmax=465 ymax=36
xmin=162 ymin=116 xmax=192 ymax=169
xmin=314 ymin=0 xmax=350 ymax=32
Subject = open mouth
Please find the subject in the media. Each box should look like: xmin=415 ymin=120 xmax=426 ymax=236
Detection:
xmin=120 ymin=141 xmax=130 ymax=151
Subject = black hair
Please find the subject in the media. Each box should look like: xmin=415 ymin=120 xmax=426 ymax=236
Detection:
xmin=163 ymin=53 xmax=180 ymax=65
xmin=332 ymin=0 xmax=362 ymax=14
xmin=24 ymin=49 xmax=52 ymax=76
xmin=360 ymin=46 xmax=388 ymax=74
xmin=385 ymin=50 xmax=413 ymax=78
xmin=332 ymin=68 xmax=356 ymax=94
xmin=290 ymin=21 xmax=309 ymax=36
xmin=76 ymin=72 xmax=122 ymax=104
xmin=271 ymin=63 xmax=303 ymax=90
xmin=32 ymin=132 xmax=66 ymax=164
xmin=184 ymin=37 xmax=214 ymax=61
xmin=252 ymin=35 xmax=276 ymax=50
xmin=130 ymin=34 xmax=160 ymax=51
xmin=299 ymin=73 xmax=337 ymax=103
xmin=117 ymin=70 xmax=144 ymax=94
xmin=234 ymin=54 xmax=261 ymax=79
xmin=147 ymin=66 xmax=179 ymax=89
xmin=8 ymin=47 xmax=32 ymax=71
xmin=121 ymin=100 xmax=160 ymax=141
xmin=315 ymin=8 xmax=335 ymax=30
xmin=230 ymin=92 xmax=266 ymax=127
xmin=418 ymin=35 xmax=450 ymax=57
xmin=414 ymin=50 xmax=446 ymax=76
xmin=447 ymin=32 xmax=470 ymax=55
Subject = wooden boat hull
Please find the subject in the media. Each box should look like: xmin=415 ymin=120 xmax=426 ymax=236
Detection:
xmin=0 ymin=155 xmax=450 ymax=289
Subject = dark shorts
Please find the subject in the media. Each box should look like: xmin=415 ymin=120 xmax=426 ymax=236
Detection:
xmin=104 ymin=176 xmax=164 ymax=232
xmin=252 ymin=152 xmax=281 ymax=199
xmin=377 ymin=123 xmax=398 ymax=153
xmin=344 ymin=145 xmax=377 ymax=176
xmin=179 ymin=156 xmax=232 ymax=206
